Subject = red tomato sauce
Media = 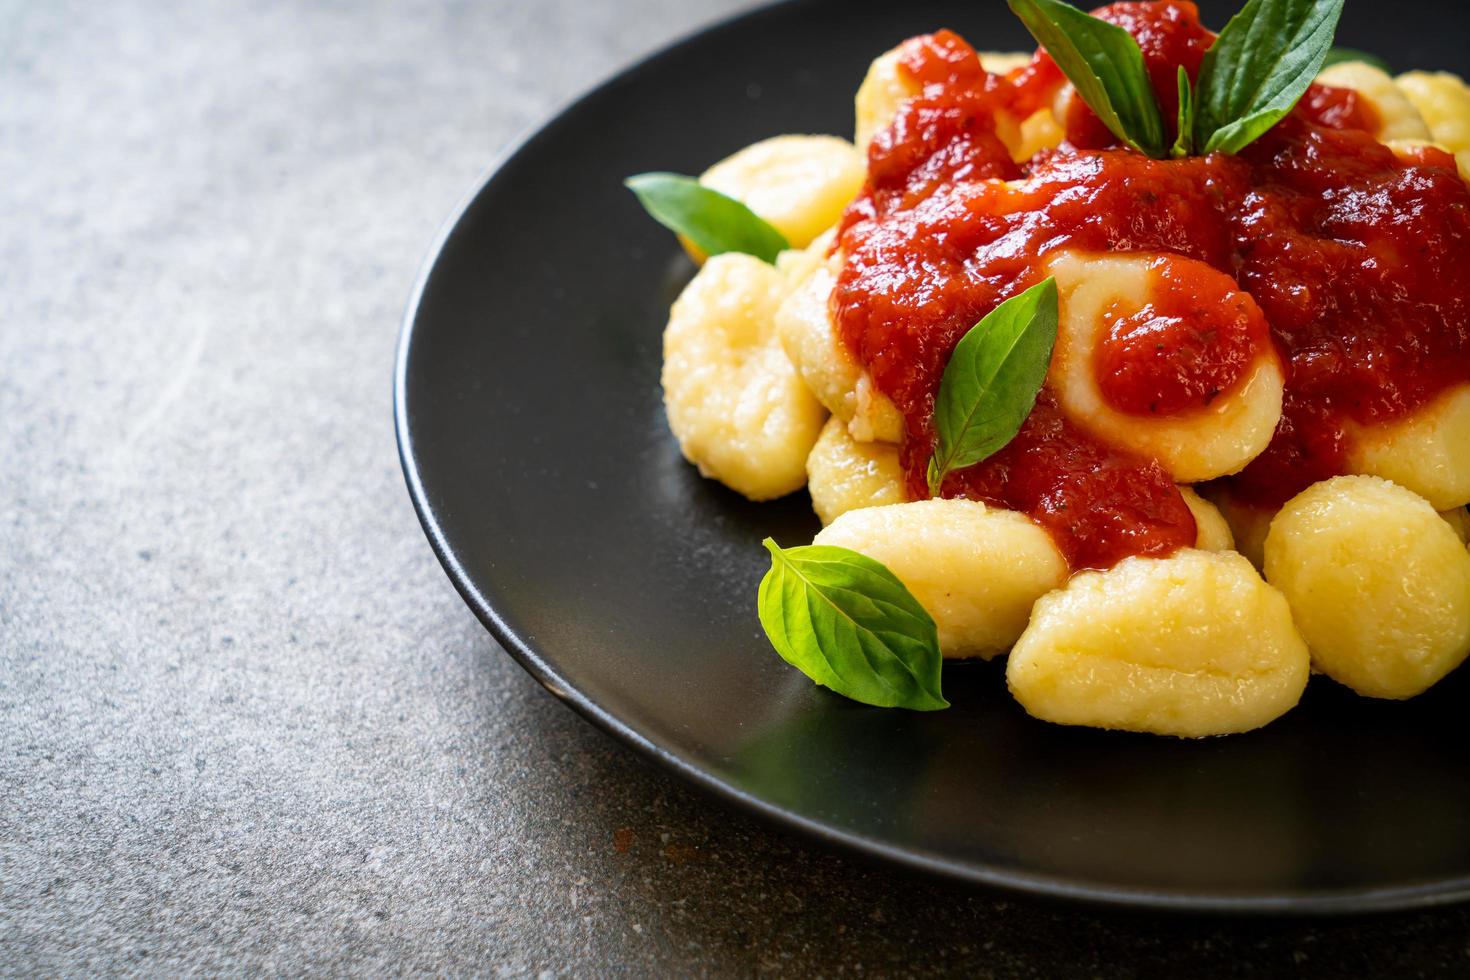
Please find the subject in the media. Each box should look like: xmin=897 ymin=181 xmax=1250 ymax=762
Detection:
xmin=1096 ymin=255 xmax=1270 ymax=417
xmin=831 ymin=0 xmax=1470 ymax=569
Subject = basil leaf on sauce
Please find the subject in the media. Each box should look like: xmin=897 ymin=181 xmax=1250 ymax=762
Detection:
xmin=1193 ymin=0 xmax=1346 ymax=155
xmin=927 ymin=278 xmax=1059 ymax=496
xmin=625 ymin=172 xmax=789 ymax=264
xmin=757 ymin=539 xmax=948 ymax=711
xmin=1172 ymin=65 xmax=1196 ymax=158
xmin=1007 ymin=0 xmax=1166 ymax=158
xmin=1323 ymin=46 xmax=1391 ymax=73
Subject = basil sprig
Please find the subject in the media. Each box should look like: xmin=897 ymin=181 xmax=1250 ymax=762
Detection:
xmin=625 ymin=172 xmax=789 ymax=264
xmin=1005 ymin=0 xmax=1349 ymax=158
xmin=1323 ymin=46 xmax=1390 ymax=73
xmin=1172 ymin=66 xmax=1196 ymax=158
xmin=927 ymin=278 xmax=1059 ymax=496
xmin=1192 ymin=0 xmax=1346 ymax=154
xmin=1008 ymin=0 xmax=1166 ymax=158
xmin=757 ymin=539 xmax=947 ymax=711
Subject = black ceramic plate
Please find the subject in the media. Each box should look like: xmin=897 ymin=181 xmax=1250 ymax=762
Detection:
xmin=397 ymin=0 xmax=1470 ymax=912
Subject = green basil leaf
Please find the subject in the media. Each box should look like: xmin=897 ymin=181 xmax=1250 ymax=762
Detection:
xmin=625 ymin=172 xmax=789 ymax=264
xmin=1323 ymin=47 xmax=1391 ymax=74
xmin=1171 ymin=65 xmax=1195 ymax=158
xmin=927 ymin=278 xmax=1059 ymax=495
xmin=1007 ymin=0 xmax=1166 ymax=157
xmin=1194 ymin=0 xmax=1346 ymax=155
xmin=758 ymin=539 xmax=948 ymax=711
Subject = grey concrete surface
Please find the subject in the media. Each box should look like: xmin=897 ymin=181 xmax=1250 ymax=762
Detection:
xmin=5 ymin=0 xmax=1470 ymax=975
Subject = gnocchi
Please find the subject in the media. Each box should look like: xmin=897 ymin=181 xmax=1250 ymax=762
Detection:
xmin=1198 ymin=484 xmax=1275 ymax=571
xmin=1181 ymin=487 xmax=1234 ymax=552
xmin=1007 ymin=550 xmax=1310 ymax=737
xmin=1317 ymin=62 xmax=1433 ymax=142
xmin=773 ymin=246 xmax=904 ymax=443
xmin=805 ymin=416 xmax=905 ymax=526
xmin=699 ymin=135 xmax=866 ymax=252
xmin=976 ymin=51 xmax=1032 ymax=76
xmin=1047 ymin=251 xmax=1285 ymax=483
xmin=1386 ymin=138 xmax=1470 ymax=183
xmin=854 ymin=46 xmax=917 ymax=150
xmin=661 ymin=253 xmax=827 ymax=500
xmin=1012 ymin=108 xmax=1067 ymax=162
xmin=853 ymin=44 xmax=1056 ymax=161
xmin=815 ymin=499 xmax=1067 ymax=660
xmin=1395 ymin=71 xmax=1470 ymax=153
xmin=1263 ymin=476 xmax=1470 ymax=700
xmin=1346 ymin=384 xmax=1470 ymax=512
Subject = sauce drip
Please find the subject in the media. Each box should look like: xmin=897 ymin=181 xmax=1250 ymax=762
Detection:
xmin=832 ymin=0 xmax=1470 ymax=569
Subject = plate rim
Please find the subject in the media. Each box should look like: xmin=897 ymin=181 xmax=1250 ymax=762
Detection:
xmin=393 ymin=0 xmax=1470 ymax=915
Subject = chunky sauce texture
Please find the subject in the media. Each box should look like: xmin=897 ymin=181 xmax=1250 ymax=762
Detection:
xmin=832 ymin=0 xmax=1470 ymax=569
xmin=1096 ymin=254 xmax=1271 ymax=417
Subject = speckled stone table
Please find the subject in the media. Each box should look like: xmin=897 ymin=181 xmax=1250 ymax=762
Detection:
xmin=6 ymin=1 xmax=1470 ymax=975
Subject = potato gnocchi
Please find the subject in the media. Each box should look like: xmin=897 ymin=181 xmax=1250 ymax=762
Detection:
xmin=1396 ymin=71 xmax=1470 ymax=152
xmin=773 ymin=242 xmax=904 ymax=444
xmin=699 ymin=136 xmax=866 ymax=253
xmin=854 ymin=47 xmax=917 ymax=152
xmin=662 ymin=252 xmax=826 ymax=500
xmin=854 ymin=44 xmax=1062 ymax=162
xmin=1346 ymin=384 xmax=1470 ymax=512
xmin=1316 ymin=62 xmax=1433 ymax=142
xmin=1395 ymin=70 xmax=1470 ymax=178
xmin=1264 ymin=477 xmax=1470 ymax=700
xmin=1007 ymin=550 xmax=1310 ymax=737
xmin=645 ymin=14 xmax=1470 ymax=735
xmin=805 ymin=416 xmax=905 ymax=526
xmin=815 ymin=499 xmax=1067 ymax=660
xmin=1180 ymin=488 xmax=1234 ymax=553
xmin=1198 ymin=484 xmax=1275 ymax=571
xmin=1047 ymin=251 xmax=1284 ymax=483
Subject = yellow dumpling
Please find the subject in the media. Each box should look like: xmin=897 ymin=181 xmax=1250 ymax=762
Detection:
xmin=1181 ymin=487 xmax=1234 ymax=552
xmin=805 ymin=416 xmax=906 ymax=525
xmin=1386 ymin=68 xmax=1470 ymax=181
xmin=1346 ymin=384 xmax=1470 ymax=511
xmin=1012 ymin=109 xmax=1067 ymax=161
xmin=814 ymin=499 xmax=1067 ymax=659
xmin=1395 ymin=71 xmax=1470 ymax=153
xmin=976 ymin=51 xmax=1031 ymax=75
xmin=1198 ymin=484 xmax=1275 ymax=570
xmin=1317 ymin=62 xmax=1432 ymax=141
xmin=1263 ymin=475 xmax=1470 ymax=700
xmin=978 ymin=52 xmax=1064 ymax=160
xmin=854 ymin=47 xmax=918 ymax=150
xmin=1047 ymin=251 xmax=1285 ymax=483
xmin=773 ymin=229 xmax=830 ymax=282
xmin=774 ymin=244 xmax=904 ymax=443
xmin=1385 ymin=138 xmax=1470 ymax=183
xmin=1007 ymin=550 xmax=1310 ymax=737
xmin=661 ymin=253 xmax=827 ymax=500
xmin=853 ymin=46 xmax=1047 ymax=160
xmin=1200 ymin=485 xmax=1469 ymax=570
xmin=699 ymin=135 xmax=865 ymax=252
